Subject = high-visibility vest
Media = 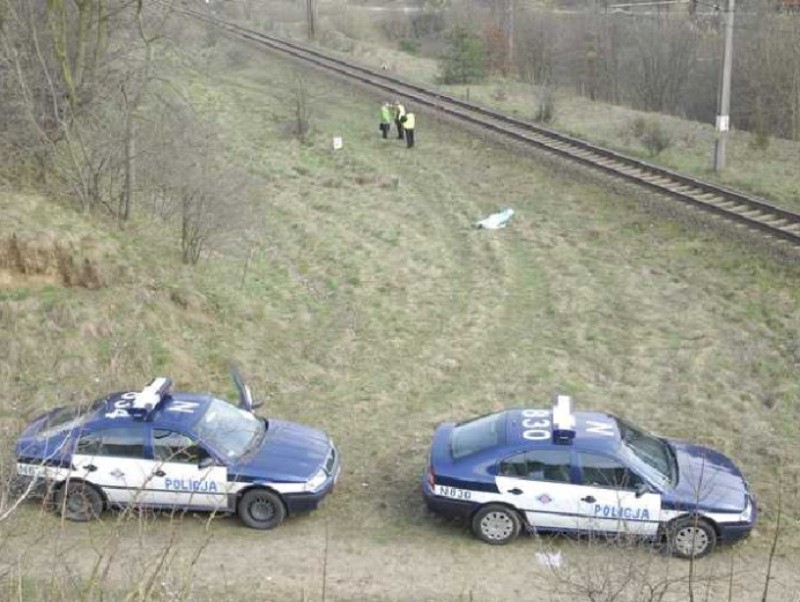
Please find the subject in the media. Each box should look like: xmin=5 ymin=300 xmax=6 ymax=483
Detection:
xmin=404 ymin=112 xmax=415 ymax=130
xmin=396 ymin=104 xmax=406 ymax=119
xmin=380 ymin=105 xmax=393 ymax=123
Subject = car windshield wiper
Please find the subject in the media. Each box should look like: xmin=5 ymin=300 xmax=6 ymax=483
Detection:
xmin=240 ymin=421 xmax=268 ymax=458
xmin=661 ymin=439 xmax=679 ymax=486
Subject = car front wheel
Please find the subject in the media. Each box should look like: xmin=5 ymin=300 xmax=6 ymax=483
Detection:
xmin=471 ymin=504 xmax=522 ymax=545
xmin=238 ymin=488 xmax=286 ymax=530
xmin=57 ymin=481 xmax=103 ymax=522
xmin=668 ymin=517 xmax=717 ymax=559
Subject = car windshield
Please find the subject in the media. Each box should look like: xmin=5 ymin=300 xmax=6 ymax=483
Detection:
xmin=451 ymin=413 xmax=505 ymax=459
xmin=194 ymin=398 xmax=265 ymax=461
xmin=615 ymin=417 xmax=677 ymax=488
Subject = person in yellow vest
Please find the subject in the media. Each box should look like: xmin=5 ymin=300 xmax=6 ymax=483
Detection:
xmin=394 ymin=100 xmax=406 ymax=140
xmin=379 ymin=102 xmax=393 ymax=139
xmin=402 ymin=109 xmax=415 ymax=148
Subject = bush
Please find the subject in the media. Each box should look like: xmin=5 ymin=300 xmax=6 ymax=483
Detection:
xmin=535 ymin=87 xmax=556 ymax=123
xmin=631 ymin=118 xmax=672 ymax=156
xmin=630 ymin=116 xmax=647 ymax=139
xmin=438 ymin=25 xmax=488 ymax=85
xmin=399 ymin=39 xmax=420 ymax=55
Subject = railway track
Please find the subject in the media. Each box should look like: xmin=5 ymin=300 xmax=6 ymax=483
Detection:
xmin=177 ymin=4 xmax=800 ymax=249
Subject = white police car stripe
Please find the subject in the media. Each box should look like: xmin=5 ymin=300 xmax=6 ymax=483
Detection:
xmin=17 ymin=461 xmax=323 ymax=503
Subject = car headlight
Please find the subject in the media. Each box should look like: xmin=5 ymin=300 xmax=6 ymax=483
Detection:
xmin=739 ymin=497 xmax=753 ymax=522
xmin=304 ymin=468 xmax=328 ymax=493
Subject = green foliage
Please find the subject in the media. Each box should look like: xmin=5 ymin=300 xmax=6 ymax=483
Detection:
xmin=535 ymin=87 xmax=556 ymax=123
xmin=631 ymin=116 xmax=647 ymax=139
xmin=0 ymin=288 xmax=29 ymax=302
xmin=752 ymin=128 xmax=771 ymax=151
xmin=630 ymin=117 xmax=672 ymax=156
xmin=750 ymin=96 xmax=771 ymax=150
xmin=438 ymin=25 xmax=487 ymax=85
xmin=399 ymin=38 xmax=420 ymax=55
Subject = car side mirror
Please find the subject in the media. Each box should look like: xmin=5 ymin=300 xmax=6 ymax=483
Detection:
xmin=199 ymin=456 xmax=215 ymax=469
xmin=635 ymin=483 xmax=651 ymax=498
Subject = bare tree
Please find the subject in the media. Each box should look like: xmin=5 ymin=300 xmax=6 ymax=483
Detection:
xmin=0 ymin=0 xmax=175 ymax=212
xmin=514 ymin=12 xmax=554 ymax=87
xmin=629 ymin=18 xmax=697 ymax=112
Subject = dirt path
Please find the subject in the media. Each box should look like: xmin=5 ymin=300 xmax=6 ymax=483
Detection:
xmin=1 ymin=503 xmax=796 ymax=601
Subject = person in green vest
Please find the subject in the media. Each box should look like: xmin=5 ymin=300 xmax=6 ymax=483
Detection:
xmin=379 ymin=102 xmax=393 ymax=139
xmin=403 ymin=109 xmax=415 ymax=148
xmin=394 ymin=100 xmax=406 ymax=140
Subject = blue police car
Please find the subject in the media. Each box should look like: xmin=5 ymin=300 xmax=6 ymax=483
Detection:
xmin=14 ymin=373 xmax=340 ymax=529
xmin=422 ymin=396 xmax=756 ymax=558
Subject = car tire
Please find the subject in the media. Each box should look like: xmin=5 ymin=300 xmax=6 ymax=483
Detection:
xmin=667 ymin=517 xmax=717 ymax=559
xmin=471 ymin=504 xmax=522 ymax=545
xmin=57 ymin=481 xmax=103 ymax=522
xmin=238 ymin=488 xmax=286 ymax=530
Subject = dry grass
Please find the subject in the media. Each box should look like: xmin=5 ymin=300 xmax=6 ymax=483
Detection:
xmin=271 ymin=14 xmax=800 ymax=214
xmin=0 ymin=33 xmax=799 ymax=600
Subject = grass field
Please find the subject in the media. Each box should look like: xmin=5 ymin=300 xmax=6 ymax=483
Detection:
xmin=1 ymin=32 xmax=799 ymax=601
xmin=295 ymin=11 xmax=800 ymax=214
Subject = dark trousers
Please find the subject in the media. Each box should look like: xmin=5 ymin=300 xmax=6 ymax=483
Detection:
xmin=380 ymin=123 xmax=390 ymax=139
xmin=395 ymin=119 xmax=404 ymax=139
xmin=405 ymin=128 xmax=415 ymax=148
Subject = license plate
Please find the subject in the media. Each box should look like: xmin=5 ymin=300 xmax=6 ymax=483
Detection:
xmin=17 ymin=463 xmax=40 ymax=477
xmin=436 ymin=485 xmax=472 ymax=501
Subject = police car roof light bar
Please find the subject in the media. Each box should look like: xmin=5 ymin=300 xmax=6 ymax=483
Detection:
xmin=130 ymin=377 xmax=173 ymax=418
xmin=552 ymin=394 xmax=576 ymax=444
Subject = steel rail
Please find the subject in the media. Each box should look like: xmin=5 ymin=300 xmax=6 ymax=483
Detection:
xmin=176 ymin=4 xmax=800 ymax=247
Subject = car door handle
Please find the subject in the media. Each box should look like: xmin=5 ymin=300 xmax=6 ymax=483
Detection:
xmin=154 ymin=469 xmax=166 ymax=477
xmin=581 ymin=496 xmax=596 ymax=504
xmin=84 ymin=464 xmax=97 ymax=472
xmin=507 ymin=488 xmax=524 ymax=495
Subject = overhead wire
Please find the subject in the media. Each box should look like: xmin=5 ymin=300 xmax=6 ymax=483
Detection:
xmin=512 ymin=2 xmax=800 ymax=35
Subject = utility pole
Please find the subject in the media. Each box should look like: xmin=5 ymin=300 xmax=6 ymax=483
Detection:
xmin=306 ymin=0 xmax=318 ymax=42
xmin=713 ymin=0 xmax=735 ymax=172
xmin=506 ymin=0 xmax=514 ymax=70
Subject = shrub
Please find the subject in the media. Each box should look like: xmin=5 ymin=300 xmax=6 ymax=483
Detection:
xmin=399 ymin=39 xmax=420 ymax=55
xmin=535 ymin=87 xmax=556 ymax=123
xmin=632 ymin=118 xmax=672 ymax=156
xmin=630 ymin=116 xmax=647 ymax=139
xmin=438 ymin=25 xmax=488 ymax=85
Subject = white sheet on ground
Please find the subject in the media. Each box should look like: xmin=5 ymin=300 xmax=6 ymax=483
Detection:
xmin=475 ymin=208 xmax=514 ymax=229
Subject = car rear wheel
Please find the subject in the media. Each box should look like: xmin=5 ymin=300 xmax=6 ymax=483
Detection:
xmin=238 ymin=489 xmax=286 ymax=530
xmin=472 ymin=504 xmax=522 ymax=545
xmin=57 ymin=481 xmax=103 ymax=522
xmin=667 ymin=517 xmax=717 ymax=559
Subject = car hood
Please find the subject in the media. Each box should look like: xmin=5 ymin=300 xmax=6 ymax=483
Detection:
xmin=231 ymin=418 xmax=331 ymax=482
xmin=666 ymin=441 xmax=749 ymax=513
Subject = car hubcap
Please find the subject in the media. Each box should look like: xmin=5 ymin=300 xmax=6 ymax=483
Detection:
xmin=67 ymin=490 xmax=89 ymax=516
xmin=481 ymin=512 xmax=513 ymax=541
xmin=674 ymin=526 xmax=708 ymax=556
xmin=250 ymin=497 xmax=274 ymax=522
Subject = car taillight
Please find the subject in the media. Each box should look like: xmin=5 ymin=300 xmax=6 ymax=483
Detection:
xmin=427 ymin=465 xmax=436 ymax=489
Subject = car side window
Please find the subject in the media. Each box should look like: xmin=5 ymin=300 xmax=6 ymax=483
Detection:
xmin=76 ymin=428 xmax=145 ymax=458
xmin=153 ymin=429 xmax=209 ymax=464
xmin=499 ymin=449 xmax=572 ymax=483
xmin=76 ymin=431 xmax=102 ymax=455
xmin=100 ymin=427 xmax=146 ymax=458
xmin=578 ymin=452 xmax=643 ymax=490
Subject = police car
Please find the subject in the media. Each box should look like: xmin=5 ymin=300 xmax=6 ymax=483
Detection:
xmin=13 ymin=373 xmax=340 ymax=529
xmin=422 ymin=396 xmax=756 ymax=558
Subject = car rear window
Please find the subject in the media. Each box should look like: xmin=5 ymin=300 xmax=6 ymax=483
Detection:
xmin=36 ymin=407 xmax=92 ymax=439
xmin=451 ymin=413 xmax=505 ymax=459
